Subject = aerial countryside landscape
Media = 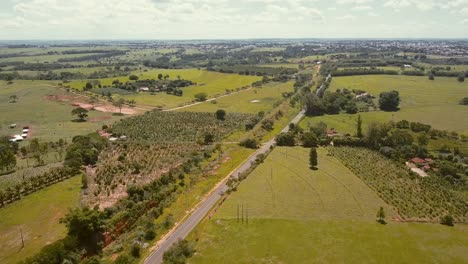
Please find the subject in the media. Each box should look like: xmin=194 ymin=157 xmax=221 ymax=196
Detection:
xmin=0 ymin=0 xmax=467 ymax=263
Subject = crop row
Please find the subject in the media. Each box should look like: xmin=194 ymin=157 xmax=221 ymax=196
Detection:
xmin=329 ymin=147 xmax=468 ymax=222
xmin=111 ymin=111 xmax=253 ymax=143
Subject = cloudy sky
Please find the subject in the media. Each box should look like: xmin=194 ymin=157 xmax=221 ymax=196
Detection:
xmin=0 ymin=0 xmax=467 ymax=40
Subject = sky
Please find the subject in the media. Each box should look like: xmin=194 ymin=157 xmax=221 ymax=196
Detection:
xmin=0 ymin=0 xmax=467 ymax=40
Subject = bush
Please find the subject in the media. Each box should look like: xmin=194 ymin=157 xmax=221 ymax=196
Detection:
xmin=440 ymin=215 xmax=454 ymax=226
xmin=163 ymin=239 xmax=195 ymax=264
xmin=239 ymin=138 xmax=258 ymax=149
xmin=130 ymin=244 xmax=141 ymax=258
xmin=144 ymin=229 xmax=156 ymax=241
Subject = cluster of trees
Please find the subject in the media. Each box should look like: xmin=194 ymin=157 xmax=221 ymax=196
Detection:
xmin=460 ymin=97 xmax=468 ymax=105
xmin=57 ymin=50 xmax=126 ymax=63
xmin=304 ymin=91 xmax=362 ymax=116
xmin=84 ymin=75 xmax=194 ymax=97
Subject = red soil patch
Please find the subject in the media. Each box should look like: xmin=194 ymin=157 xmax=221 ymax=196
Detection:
xmin=71 ymin=102 xmax=94 ymax=110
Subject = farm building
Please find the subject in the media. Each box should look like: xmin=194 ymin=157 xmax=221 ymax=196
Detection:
xmin=139 ymin=87 xmax=150 ymax=92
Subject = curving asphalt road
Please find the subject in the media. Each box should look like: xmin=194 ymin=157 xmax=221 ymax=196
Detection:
xmin=144 ymin=109 xmax=305 ymax=264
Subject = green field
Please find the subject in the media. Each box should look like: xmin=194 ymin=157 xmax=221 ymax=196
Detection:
xmin=0 ymin=176 xmax=81 ymax=264
xmin=302 ymin=75 xmax=468 ymax=135
xmin=0 ymin=81 xmax=119 ymax=141
xmin=215 ymin=147 xmax=391 ymax=221
xmin=189 ymin=147 xmax=468 ymax=263
xmin=69 ymin=69 xmax=261 ymax=109
xmin=179 ymin=81 xmax=294 ymax=113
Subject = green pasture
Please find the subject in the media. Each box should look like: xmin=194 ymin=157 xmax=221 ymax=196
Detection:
xmin=215 ymin=147 xmax=391 ymax=221
xmin=0 ymin=81 xmax=120 ymax=142
xmin=179 ymin=81 xmax=294 ymax=113
xmin=188 ymin=147 xmax=468 ymax=264
xmin=307 ymin=75 xmax=468 ymax=134
xmin=0 ymin=176 xmax=81 ymax=264
xmin=0 ymin=53 xmax=105 ymax=63
xmin=190 ymin=219 xmax=468 ymax=264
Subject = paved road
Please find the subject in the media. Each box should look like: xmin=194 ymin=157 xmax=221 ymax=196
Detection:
xmin=144 ymin=109 xmax=306 ymax=264
xmin=315 ymin=73 xmax=331 ymax=96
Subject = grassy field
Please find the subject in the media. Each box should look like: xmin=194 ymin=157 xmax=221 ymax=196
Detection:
xmin=302 ymin=75 xmax=468 ymax=134
xmin=0 ymin=81 xmax=120 ymax=142
xmin=178 ymin=81 xmax=294 ymax=113
xmin=214 ymin=147 xmax=391 ymax=221
xmin=188 ymin=147 xmax=468 ymax=263
xmin=69 ymin=69 xmax=261 ymax=109
xmin=0 ymin=176 xmax=81 ymax=264
xmin=257 ymin=63 xmax=298 ymax=69
xmin=191 ymin=219 xmax=468 ymax=264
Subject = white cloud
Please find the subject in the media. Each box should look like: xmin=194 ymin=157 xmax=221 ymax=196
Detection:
xmin=336 ymin=14 xmax=356 ymax=20
xmin=352 ymin=5 xmax=373 ymax=11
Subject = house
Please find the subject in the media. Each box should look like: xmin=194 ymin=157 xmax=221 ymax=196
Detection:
xmin=411 ymin=157 xmax=426 ymax=164
xmin=355 ymin=92 xmax=370 ymax=99
xmin=403 ymin=64 xmax=412 ymax=68
xmin=9 ymin=124 xmax=16 ymax=129
xmin=139 ymin=87 xmax=150 ymax=92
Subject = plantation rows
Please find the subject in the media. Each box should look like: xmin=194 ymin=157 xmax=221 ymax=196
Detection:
xmin=89 ymin=142 xmax=198 ymax=199
xmin=112 ymin=111 xmax=253 ymax=142
xmin=329 ymin=147 xmax=468 ymax=222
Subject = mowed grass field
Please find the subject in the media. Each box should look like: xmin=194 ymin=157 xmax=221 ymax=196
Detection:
xmin=302 ymin=75 xmax=468 ymax=134
xmin=178 ymin=81 xmax=294 ymax=113
xmin=69 ymin=69 xmax=261 ymax=109
xmin=189 ymin=147 xmax=468 ymax=263
xmin=215 ymin=147 xmax=391 ymax=221
xmin=0 ymin=176 xmax=81 ymax=264
xmin=0 ymin=81 xmax=119 ymax=141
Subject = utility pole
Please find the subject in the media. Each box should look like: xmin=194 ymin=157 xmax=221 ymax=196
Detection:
xmin=241 ymin=204 xmax=244 ymax=224
xmin=246 ymin=204 xmax=248 ymax=225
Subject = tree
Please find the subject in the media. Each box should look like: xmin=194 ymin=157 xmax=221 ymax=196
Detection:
xmin=378 ymin=90 xmax=400 ymax=111
xmin=345 ymin=102 xmax=358 ymax=114
xmin=417 ymin=133 xmax=429 ymax=146
xmin=376 ymin=206 xmax=385 ymax=224
xmin=158 ymin=73 xmax=163 ymax=80
xmin=60 ymin=207 xmax=104 ymax=251
xmin=194 ymin=92 xmax=207 ymax=102
xmin=457 ymin=74 xmax=465 ymax=82
xmin=113 ymin=98 xmax=126 ymax=114
xmin=428 ymin=73 xmax=435 ymax=80
xmin=309 ymin=147 xmax=318 ymax=169
xmin=304 ymin=93 xmax=325 ymax=116
xmin=204 ymin=133 xmax=214 ymax=145
xmin=356 ymin=115 xmax=363 ymax=139
xmin=129 ymin=75 xmax=139 ymax=81
xmin=460 ymin=97 xmax=468 ymax=105
xmin=301 ymin=132 xmax=318 ymax=147
xmin=215 ymin=109 xmax=226 ymax=121
xmin=84 ymin=82 xmax=93 ymax=91
xmin=9 ymin=95 xmax=18 ymax=103
xmin=71 ymin=107 xmax=88 ymax=121
xmin=275 ymin=132 xmax=296 ymax=146
xmin=0 ymin=146 xmax=16 ymax=172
